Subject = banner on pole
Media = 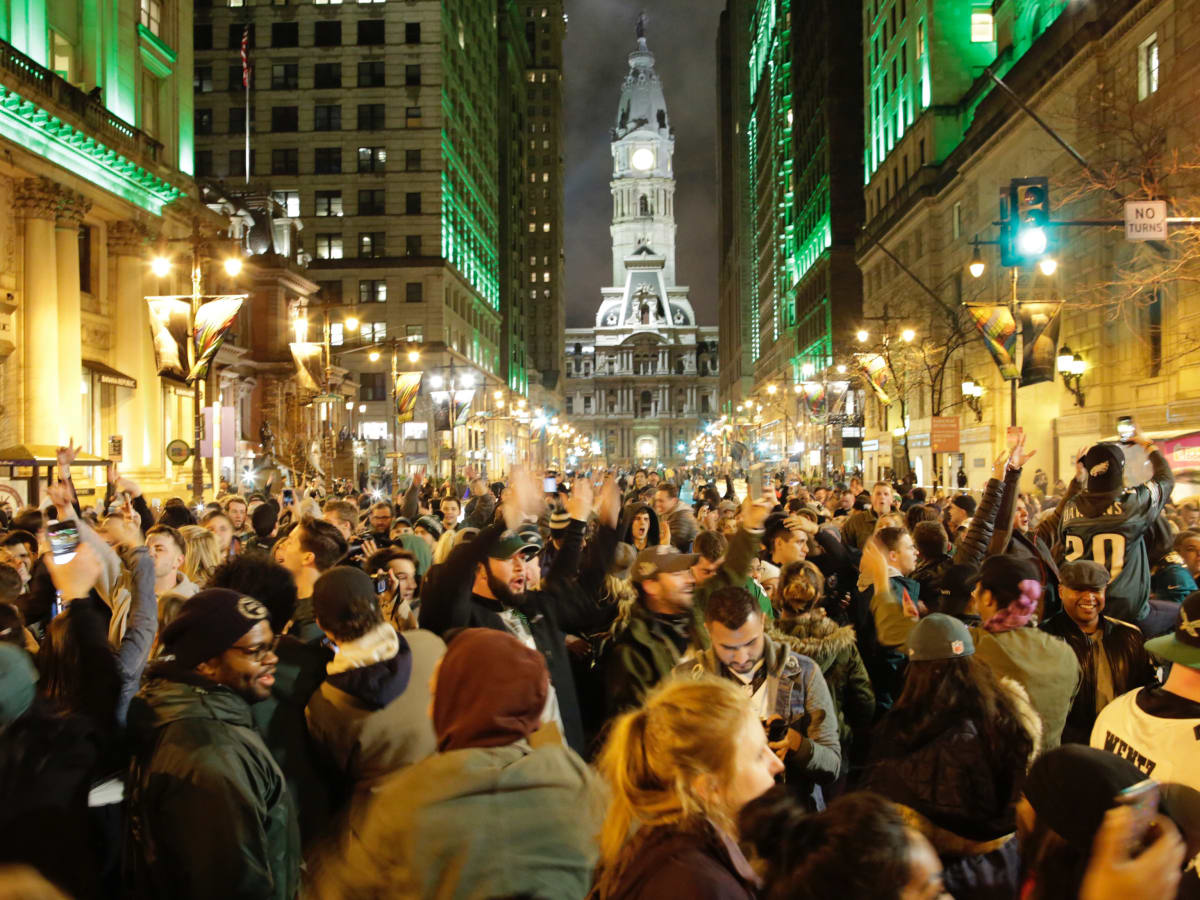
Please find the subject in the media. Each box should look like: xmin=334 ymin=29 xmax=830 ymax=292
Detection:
xmin=394 ymin=372 xmax=422 ymax=424
xmin=1019 ymin=302 xmax=1062 ymax=386
xmin=967 ymin=305 xmax=1020 ymax=381
xmin=930 ymin=416 xmax=961 ymax=453
xmin=289 ymin=342 xmax=324 ymax=394
xmin=190 ymin=296 xmax=245 ymax=382
xmin=856 ymin=353 xmax=893 ymax=405
xmin=146 ymin=297 xmax=191 ymax=380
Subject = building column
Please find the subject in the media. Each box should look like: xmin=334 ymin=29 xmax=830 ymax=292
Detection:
xmin=55 ymin=189 xmax=90 ymax=445
xmin=14 ymin=178 xmax=60 ymax=446
xmin=109 ymin=221 xmax=162 ymax=475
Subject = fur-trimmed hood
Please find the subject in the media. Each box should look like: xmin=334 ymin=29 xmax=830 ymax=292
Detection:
xmin=771 ymin=610 xmax=856 ymax=671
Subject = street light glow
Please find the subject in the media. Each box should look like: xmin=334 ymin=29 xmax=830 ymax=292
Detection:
xmin=856 ymin=329 xmax=868 ymax=342
xmin=460 ymin=372 xmax=475 ymax=389
xmin=1038 ymin=257 xmax=1058 ymax=276
xmin=345 ymin=401 xmax=354 ymax=410
xmin=407 ymin=350 xmax=420 ymax=363
xmin=368 ymin=350 xmax=381 ymax=362
xmin=150 ymin=256 xmax=171 ymax=278
xmin=344 ymin=316 xmax=359 ymax=332
xmin=767 ymin=383 xmax=777 ymax=395
xmin=968 ymin=246 xmax=985 ymax=278
xmin=836 ymin=364 xmax=847 ymax=374
xmin=901 ymin=328 xmax=916 ymax=342
xmin=431 ymin=374 xmax=444 ymax=389
xmin=294 ymin=316 xmax=308 ymax=343
xmin=1017 ymin=226 xmax=1048 ymax=256
xmin=223 ymin=256 xmax=243 ymax=277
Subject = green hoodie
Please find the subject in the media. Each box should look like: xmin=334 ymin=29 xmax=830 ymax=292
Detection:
xmin=125 ymin=666 xmax=301 ymax=900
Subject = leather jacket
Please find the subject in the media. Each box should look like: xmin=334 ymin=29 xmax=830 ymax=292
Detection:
xmin=1039 ymin=613 xmax=1156 ymax=744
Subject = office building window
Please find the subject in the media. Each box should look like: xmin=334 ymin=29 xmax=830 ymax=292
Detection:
xmin=357 ymin=20 xmax=385 ymax=44
xmin=313 ymin=104 xmax=341 ymax=130
xmin=405 ymin=22 xmax=421 ymax=43
xmin=195 ymin=24 xmax=213 ymax=50
xmin=358 ymin=61 xmax=385 ymax=86
xmin=359 ymin=280 xmax=386 ymax=303
xmin=405 ymin=192 xmax=421 ymax=214
xmin=405 ymin=64 xmax=420 ymax=86
xmin=405 ymin=235 xmax=421 ymax=256
xmin=358 ymin=147 xmax=386 ymax=172
xmin=195 ymin=150 xmax=213 ymax=177
xmin=362 ymin=322 xmax=386 ymax=342
xmin=271 ymin=106 xmax=299 ymax=131
xmin=314 ymin=147 xmax=342 ymax=174
xmin=405 ymin=106 xmax=421 ymax=126
xmin=315 ymin=280 xmax=342 ymax=302
xmin=358 ymin=189 xmax=386 ymax=215
xmin=271 ymin=148 xmax=299 ymax=174
xmin=357 ymin=103 xmax=385 ymax=130
xmin=970 ymin=10 xmax=993 ymax=42
xmin=194 ymin=66 xmax=213 ymax=93
xmin=229 ymin=106 xmax=254 ymax=133
xmin=313 ymin=62 xmax=341 ymax=88
xmin=405 ymin=149 xmax=421 ymax=171
xmin=271 ymin=190 xmax=300 ymax=216
xmin=313 ymin=20 xmax=341 ymax=46
xmin=228 ymin=149 xmax=255 ymax=176
xmin=1139 ymin=34 xmax=1160 ymax=100
xmin=315 ymin=234 xmax=343 ymax=259
xmin=140 ymin=0 xmax=161 ymax=34
xmin=406 ymin=325 xmax=424 ymax=342
xmin=271 ymin=64 xmax=298 ymax=89
xmin=313 ymin=0 xmax=343 ymax=4
xmin=195 ymin=108 xmax=213 ymax=134
xmin=272 ymin=22 xmax=299 ymax=46
xmin=228 ymin=64 xmax=253 ymax=90
xmin=359 ymin=232 xmax=385 ymax=257
xmin=361 ymin=372 xmax=387 ymax=400
xmin=405 ymin=282 xmax=423 ymax=303
xmin=314 ymin=190 xmax=343 ymax=216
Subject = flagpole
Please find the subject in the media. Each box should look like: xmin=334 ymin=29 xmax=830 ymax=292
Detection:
xmin=242 ymin=25 xmax=250 ymax=185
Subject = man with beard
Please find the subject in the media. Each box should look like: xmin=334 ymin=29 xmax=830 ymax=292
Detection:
xmin=673 ymin=585 xmax=840 ymax=809
xmin=125 ymin=589 xmax=299 ymax=899
xmin=418 ymin=473 xmax=620 ymax=754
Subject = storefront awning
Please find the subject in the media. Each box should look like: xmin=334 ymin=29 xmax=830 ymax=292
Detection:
xmin=82 ymin=359 xmax=137 ymax=389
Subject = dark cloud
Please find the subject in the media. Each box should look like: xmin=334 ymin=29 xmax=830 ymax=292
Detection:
xmin=563 ymin=0 xmax=721 ymax=328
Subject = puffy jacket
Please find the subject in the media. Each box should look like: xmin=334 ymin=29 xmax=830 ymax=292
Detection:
xmin=125 ymin=664 xmax=300 ymax=900
xmin=953 ymin=474 xmax=1006 ymax=570
xmin=1039 ymin=612 xmax=1156 ymax=745
xmin=598 ymin=819 xmax=759 ymax=900
xmin=307 ymin=741 xmax=604 ymax=899
xmin=913 ymin=551 xmax=954 ymax=610
xmin=305 ymin=628 xmax=444 ymax=790
xmin=673 ymin=636 xmax=841 ymax=803
xmin=773 ymin=611 xmax=875 ymax=767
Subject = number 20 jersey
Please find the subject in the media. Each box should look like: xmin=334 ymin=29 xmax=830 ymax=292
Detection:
xmin=1057 ymin=480 xmax=1166 ymax=623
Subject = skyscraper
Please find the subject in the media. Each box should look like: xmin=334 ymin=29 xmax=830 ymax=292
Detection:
xmin=564 ymin=19 xmax=718 ymax=469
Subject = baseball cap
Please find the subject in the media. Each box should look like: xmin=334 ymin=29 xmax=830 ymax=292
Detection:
xmin=951 ymin=494 xmax=977 ymax=516
xmin=977 ymin=554 xmax=1041 ymax=603
xmin=632 ymin=544 xmax=699 ymax=583
xmin=414 ymin=516 xmax=444 ymax=539
xmin=759 ymin=561 xmax=781 ymax=582
xmin=936 ymin=563 xmax=981 ymax=613
xmin=1059 ymin=559 xmax=1109 ymax=592
xmin=1082 ymin=443 xmax=1126 ymax=494
xmin=1145 ymin=590 xmax=1200 ymax=668
xmin=516 ymin=523 xmax=544 ymax=553
xmin=488 ymin=529 xmax=541 ymax=560
xmin=905 ymin=613 xmax=975 ymax=661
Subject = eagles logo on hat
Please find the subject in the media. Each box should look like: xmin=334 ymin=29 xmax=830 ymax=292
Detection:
xmin=237 ymin=597 xmax=268 ymax=621
xmin=631 ymin=544 xmax=699 ymax=583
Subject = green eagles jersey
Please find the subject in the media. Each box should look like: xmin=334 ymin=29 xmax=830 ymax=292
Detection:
xmin=1058 ymin=480 xmax=1167 ymax=623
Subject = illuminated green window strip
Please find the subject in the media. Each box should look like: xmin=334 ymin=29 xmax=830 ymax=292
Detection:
xmin=440 ymin=131 xmax=500 ymax=309
xmin=0 ymin=85 xmax=184 ymax=214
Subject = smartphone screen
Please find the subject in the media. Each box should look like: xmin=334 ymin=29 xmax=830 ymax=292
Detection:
xmin=749 ymin=463 xmax=767 ymax=499
xmin=1114 ymin=778 xmax=1159 ymax=853
xmin=47 ymin=521 xmax=80 ymax=564
xmin=543 ymin=477 xmax=558 ymax=493
xmin=282 ymin=489 xmax=294 ymax=504
xmin=1117 ymin=416 xmax=1135 ymax=442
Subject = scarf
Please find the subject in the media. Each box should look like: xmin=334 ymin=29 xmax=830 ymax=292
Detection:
xmin=327 ymin=622 xmax=401 ymax=675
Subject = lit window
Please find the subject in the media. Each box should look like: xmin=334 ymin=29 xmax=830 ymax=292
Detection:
xmin=330 ymin=323 xmax=345 ymax=347
xmin=970 ymin=11 xmax=993 ymax=42
xmin=270 ymin=190 xmax=300 ymax=217
xmin=315 ymin=235 xmax=343 ymax=259
xmin=542 ymin=223 xmax=550 ymax=232
xmin=1138 ymin=34 xmax=1159 ymax=100
xmin=140 ymin=0 xmax=162 ymax=33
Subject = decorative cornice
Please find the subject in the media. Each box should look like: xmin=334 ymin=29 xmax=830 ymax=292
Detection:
xmin=13 ymin=176 xmax=58 ymax=220
xmin=107 ymin=220 xmax=151 ymax=257
xmin=55 ymin=189 xmax=91 ymax=227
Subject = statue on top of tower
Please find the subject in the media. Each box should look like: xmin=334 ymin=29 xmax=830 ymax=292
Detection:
xmin=636 ymin=11 xmax=648 ymax=40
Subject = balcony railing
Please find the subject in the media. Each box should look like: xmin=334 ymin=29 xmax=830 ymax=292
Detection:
xmin=0 ymin=39 xmax=164 ymax=165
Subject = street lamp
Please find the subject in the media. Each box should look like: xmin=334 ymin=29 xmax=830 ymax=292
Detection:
xmin=223 ymin=256 xmax=243 ymax=277
xmin=961 ymin=377 xmax=984 ymax=422
xmin=1057 ymin=345 xmax=1087 ymax=406
xmin=901 ymin=328 xmax=916 ymax=343
xmin=856 ymin=329 xmax=869 ymax=343
xmin=1038 ymin=257 xmax=1058 ymax=276
xmin=968 ymin=245 xmax=986 ymax=278
xmin=150 ymin=256 xmax=172 ymax=278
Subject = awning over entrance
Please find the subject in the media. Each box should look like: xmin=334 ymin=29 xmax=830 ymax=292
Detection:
xmin=82 ymin=359 xmax=137 ymax=390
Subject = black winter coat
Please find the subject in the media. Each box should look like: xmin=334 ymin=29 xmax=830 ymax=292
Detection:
xmin=1039 ymin=613 xmax=1156 ymax=744
xmin=599 ymin=820 xmax=759 ymax=900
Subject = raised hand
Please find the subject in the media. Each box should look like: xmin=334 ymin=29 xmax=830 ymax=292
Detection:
xmin=565 ymin=476 xmax=593 ymax=521
xmin=991 ymin=448 xmax=1011 ymax=481
xmin=1009 ymin=432 xmax=1037 ymax=470
xmin=597 ymin=475 xmax=621 ymax=528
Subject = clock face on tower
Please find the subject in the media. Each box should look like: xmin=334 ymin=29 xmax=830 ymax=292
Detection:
xmin=631 ymin=147 xmax=655 ymax=172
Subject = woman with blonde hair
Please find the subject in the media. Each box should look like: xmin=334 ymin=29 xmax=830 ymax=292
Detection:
xmin=177 ymin=525 xmax=221 ymax=588
xmin=592 ymin=675 xmax=783 ymax=899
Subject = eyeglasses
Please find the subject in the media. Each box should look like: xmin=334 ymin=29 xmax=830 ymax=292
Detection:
xmin=230 ymin=635 xmax=280 ymax=662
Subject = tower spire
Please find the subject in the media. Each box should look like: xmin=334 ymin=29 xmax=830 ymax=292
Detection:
xmin=636 ymin=11 xmax=648 ymax=48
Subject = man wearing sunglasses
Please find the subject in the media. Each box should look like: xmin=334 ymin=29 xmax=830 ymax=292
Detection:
xmin=125 ymin=588 xmax=299 ymax=900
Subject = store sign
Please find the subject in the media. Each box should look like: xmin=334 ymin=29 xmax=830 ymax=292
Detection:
xmin=930 ymin=417 xmax=960 ymax=453
xmin=166 ymin=440 xmax=191 ymax=465
xmin=107 ymin=435 xmax=123 ymax=462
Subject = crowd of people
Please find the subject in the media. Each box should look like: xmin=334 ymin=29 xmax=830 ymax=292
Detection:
xmin=0 ymin=429 xmax=1197 ymax=899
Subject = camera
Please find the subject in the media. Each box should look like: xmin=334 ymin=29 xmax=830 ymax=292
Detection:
xmin=372 ymin=572 xmax=390 ymax=595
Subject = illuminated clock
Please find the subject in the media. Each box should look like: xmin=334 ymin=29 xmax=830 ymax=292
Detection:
xmin=631 ymin=147 xmax=655 ymax=172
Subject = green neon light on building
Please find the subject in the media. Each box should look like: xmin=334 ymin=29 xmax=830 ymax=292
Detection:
xmin=440 ymin=131 xmax=500 ymax=310
xmin=0 ymin=85 xmax=184 ymax=214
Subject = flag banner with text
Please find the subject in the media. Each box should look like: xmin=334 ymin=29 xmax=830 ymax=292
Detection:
xmin=190 ymin=296 xmax=245 ymax=382
xmin=289 ymin=342 xmax=324 ymax=394
xmin=454 ymin=389 xmax=475 ymax=426
xmin=799 ymin=382 xmax=827 ymax=418
xmin=1019 ymin=303 xmax=1062 ymax=387
xmin=146 ymin=297 xmax=191 ymax=380
xmin=856 ymin=353 xmax=893 ymax=405
xmin=967 ymin=305 xmax=1020 ymax=381
xmin=394 ymin=372 xmax=422 ymax=424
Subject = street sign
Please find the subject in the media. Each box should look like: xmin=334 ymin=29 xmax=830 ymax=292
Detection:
xmin=1124 ymin=200 xmax=1167 ymax=241
xmin=165 ymin=439 xmax=192 ymax=465
xmin=930 ymin=417 xmax=960 ymax=453
xmin=1006 ymin=426 xmax=1024 ymax=449
xmin=107 ymin=435 xmax=123 ymax=462
xmin=385 ymin=452 xmax=404 ymax=459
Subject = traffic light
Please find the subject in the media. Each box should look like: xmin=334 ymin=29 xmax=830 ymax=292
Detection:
xmin=1001 ymin=176 xmax=1054 ymax=267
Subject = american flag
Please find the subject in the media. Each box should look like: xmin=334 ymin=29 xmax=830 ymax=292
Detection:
xmin=241 ymin=25 xmax=251 ymax=87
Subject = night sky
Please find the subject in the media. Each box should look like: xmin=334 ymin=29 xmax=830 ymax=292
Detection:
xmin=563 ymin=0 xmax=722 ymax=328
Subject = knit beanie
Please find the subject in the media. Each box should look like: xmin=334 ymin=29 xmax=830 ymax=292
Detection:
xmin=160 ymin=588 xmax=270 ymax=669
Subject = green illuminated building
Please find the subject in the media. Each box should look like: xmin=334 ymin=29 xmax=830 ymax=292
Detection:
xmin=717 ymin=0 xmax=863 ymax=421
